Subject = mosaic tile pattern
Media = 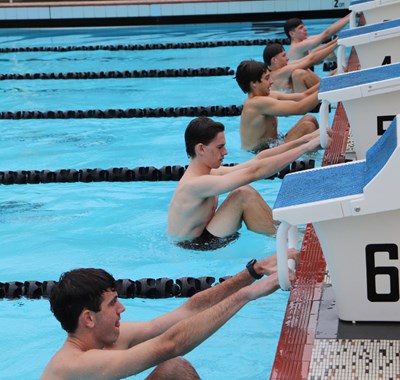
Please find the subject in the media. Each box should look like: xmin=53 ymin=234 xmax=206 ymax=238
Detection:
xmin=309 ymin=339 xmax=400 ymax=379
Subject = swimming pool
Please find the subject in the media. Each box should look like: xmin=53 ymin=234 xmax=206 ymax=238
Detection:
xmin=0 ymin=20 xmax=337 ymax=379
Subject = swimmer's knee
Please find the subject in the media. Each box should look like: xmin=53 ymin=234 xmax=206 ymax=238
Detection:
xmin=231 ymin=185 xmax=257 ymax=199
xmin=292 ymin=68 xmax=307 ymax=81
xmin=303 ymin=115 xmax=318 ymax=124
xmin=302 ymin=115 xmax=319 ymax=131
xmin=146 ymin=357 xmax=200 ymax=380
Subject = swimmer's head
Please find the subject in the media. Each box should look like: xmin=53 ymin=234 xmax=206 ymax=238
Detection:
xmin=284 ymin=18 xmax=303 ymax=39
xmin=235 ymin=60 xmax=268 ymax=93
xmin=263 ymin=43 xmax=285 ymax=67
xmin=185 ymin=117 xmax=225 ymax=158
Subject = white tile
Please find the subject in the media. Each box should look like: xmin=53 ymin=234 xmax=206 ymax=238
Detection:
xmin=70 ymin=6 xmax=85 ymax=19
xmin=0 ymin=8 xmax=18 ymax=20
xmin=104 ymin=5 xmax=119 ymax=18
xmin=226 ymin=2 xmax=243 ymax=14
xmin=149 ymin=4 xmax=161 ymax=17
xmin=82 ymin=6 xmax=96 ymax=19
xmin=205 ymin=2 xmax=219 ymax=15
xmin=24 ymin=6 xmax=49 ymax=19
xmin=15 ymin=7 xmax=29 ymax=20
xmin=159 ymin=4 xmax=175 ymax=17
xmin=171 ymin=3 xmax=184 ymax=16
xmin=50 ymin=6 xmax=71 ymax=19
xmin=192 ymin=2 xmax=207 ymax=16
xmin=93 ymin=6 xmax=107 ymax=18
xmin=216 ymin=1 xmax=228 ymax=15
xmin=115 ymin=5 xmax=128 ymax=18
xmin=124 ymin=5 xmax=139 ymax=17
xmin=238 ymin=0 xmax=254 ymax=14
xmin=182 ymin=3 xmax=195 ymax=15
xmin=308 ymin=0 xmax=322 ymax=10
xmin=137 ymin=5 xmax=150 ymax=17
xmin=264 ymin=0 xmax=277 ymax=12
xmin=250 ymin=0 xmax=269 ymax=13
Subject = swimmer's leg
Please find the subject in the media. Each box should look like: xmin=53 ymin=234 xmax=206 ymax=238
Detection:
xmin=291 ymin=68 xmax=320 ymax=93
xmin=146 ymin=357 xmax=200 ymax=380
xmin=206 ymin=185 xmax=276 ymax=237
xmin=284 ymin=115 xmax=318 ymax=143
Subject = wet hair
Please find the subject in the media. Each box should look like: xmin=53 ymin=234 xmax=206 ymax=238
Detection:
xmin=284 ymin=18 xmax=303 ymax=39
xmin=184 ymin=117 xmax=225 ymax=158
xmin=235 ymin=60 xmax=268 ymax=94
xmin=263 ymin=43 xmax=285 ymax=67
xmin=50 ymin=268 xmax=116 ymax=333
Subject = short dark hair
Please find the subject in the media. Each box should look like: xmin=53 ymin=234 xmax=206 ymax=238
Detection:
xmin=284 ymin=18 xmax=303 ymax=39
xmin=50 ymin=268 xmax=116 ymax=333
xmin=263 ymin=43 xmax=285 ymax=67
xmin=235 ymin=60 xmax=267 ymax=94
xmin=184 ymin=117 xmax=225 ymax=158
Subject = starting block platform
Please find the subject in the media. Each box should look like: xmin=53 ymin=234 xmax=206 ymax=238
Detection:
xmin=318 ymin=62 xmax=400 ymax=159
xmin=273 ymin=115 xmax=400 ymax=322
xmin=337 ymin=18 xmax=400 ymax=71
xmin=349 ymin=0 xmax=400 ymax=27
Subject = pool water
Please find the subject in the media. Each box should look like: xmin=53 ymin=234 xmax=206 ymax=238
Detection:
xmin=0 ymin=20 xmax=338 ymax=380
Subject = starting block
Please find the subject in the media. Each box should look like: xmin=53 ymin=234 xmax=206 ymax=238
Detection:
xmin=349 ymin=0 xmax=400 ymax=28
xmin=318 ymin=62 xmax=400 ymax=159
xmin=337 ymin=18 xmax=400 ymax=71
xmin=273 ymin=115 xmax=400 ymax=322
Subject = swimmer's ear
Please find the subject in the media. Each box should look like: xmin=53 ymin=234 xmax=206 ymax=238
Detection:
xmin=81 ymin=309 xmax=95 ymax=328
xmin=195 ymin=143 xmax=206 ymax=157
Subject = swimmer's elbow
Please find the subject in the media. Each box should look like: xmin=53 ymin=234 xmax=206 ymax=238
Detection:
xmin=158 ymin=331 xmax=192 ymax=360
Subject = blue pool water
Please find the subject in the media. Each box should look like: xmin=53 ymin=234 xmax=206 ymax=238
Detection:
xmin=0 ymin=21 xmax=337 ymax=380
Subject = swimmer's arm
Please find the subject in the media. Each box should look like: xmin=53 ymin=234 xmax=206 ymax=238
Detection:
xmin=292 ymin=14 xmax=349 ymax=55
xmin=289 ymin=38 xmax=338 ymax=69
xmin=116 ymin=257 xmax=283 ymax=349
xmin=254 ymin=130 xmax=320 ymax=159
xmin=84 ymin=274 xmax=283 ymax=379
xmin=271 ymin=82 xmax=318 ymax=101
xmin=206 ymin=138 xmax=322 ymax=193
xmin=255 ymin=91 xmax=319 ymax=116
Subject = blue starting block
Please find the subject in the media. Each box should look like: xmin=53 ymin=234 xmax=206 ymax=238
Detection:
xmin=273 ymin=115 xmax=400 ymax=322
xmin=350 ymin=0 xmax=400 ymax=27
xmin=337 ymin=18 xmax=400 ymax=71
xmin=318 ymin=62 xmax=400 ymax=159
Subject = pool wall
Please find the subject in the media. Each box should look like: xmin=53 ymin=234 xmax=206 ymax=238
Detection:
xmin=0 ymin=0 xmax=350 ymax=28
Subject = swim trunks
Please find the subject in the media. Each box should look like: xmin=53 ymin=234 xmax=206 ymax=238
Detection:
xmin=175 ymin=229 xmax=240 ymax=251
xmin=250 ymin=134 xmax=286 ymax=154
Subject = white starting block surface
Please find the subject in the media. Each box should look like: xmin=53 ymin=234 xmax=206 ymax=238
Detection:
xmin=273 ymin=115 xmax=400 ymax=322
xmin=349 ymin=0 xmax=400 ymax=27
xmin=318 ymin=62 xmax=400 ymax=159
xmin=337 ymin=18 xmax=400 ymax=71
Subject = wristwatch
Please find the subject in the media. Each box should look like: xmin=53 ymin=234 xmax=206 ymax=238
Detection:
xmin=246 ymin=259 xmax=263 ymax=279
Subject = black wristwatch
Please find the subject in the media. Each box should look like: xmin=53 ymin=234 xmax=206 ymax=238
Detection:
xmin=246 ymin=259 xmax=263 ymax=279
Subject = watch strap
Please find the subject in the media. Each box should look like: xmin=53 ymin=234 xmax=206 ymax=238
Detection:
xmin=246 ymin=259 xmax=263 ymax=279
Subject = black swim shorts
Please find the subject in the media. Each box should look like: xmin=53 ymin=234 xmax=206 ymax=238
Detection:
xmin=250 ymin=134 xmax=286 ymax=155
xmin=175 ymin=229 xmax=240 ymax=251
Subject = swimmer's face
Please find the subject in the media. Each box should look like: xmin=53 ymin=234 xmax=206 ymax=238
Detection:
xmin=93 ymin=290 xmax=125 ymax=346
xmin=291 ymin=23 xmax=307 ymax=40
xmin=202 ymin=131 xmax=227 ymax=168
xmin=273 ymin=50 xmax=289 ymax=67
xmin=259 ymin=70 xmax=273 ymax=95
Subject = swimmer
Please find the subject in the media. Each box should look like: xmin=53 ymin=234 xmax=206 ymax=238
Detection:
xmin=167 ymin=117 xmax=327 ymax=250
xmin=41 ymin=256 xmax=298 ymax=379
xmin=263 ymin=38 xmax=338 ymax=93
xmin=285 ymin=13 xmax=350 ymax=61
xmin=235 ymin=60 xmax=319 ymax=152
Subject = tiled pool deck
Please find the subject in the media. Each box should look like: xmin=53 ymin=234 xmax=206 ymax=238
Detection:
xmin=2 ymin=1 xmax=398 ymax=379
